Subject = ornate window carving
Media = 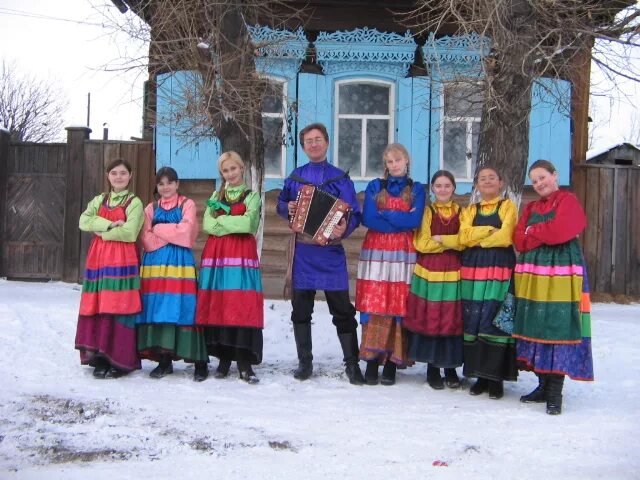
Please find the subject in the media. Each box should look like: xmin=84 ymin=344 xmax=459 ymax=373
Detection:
xmin=315 ymin=27 xmax=416 ymax=76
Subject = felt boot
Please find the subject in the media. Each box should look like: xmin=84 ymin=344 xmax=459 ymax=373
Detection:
xmin=338 ymin=332 xmax=364 ymax=385
xmin=427 ymin=364 xmax=444 ymax=390
xmin=520 ymin=374 xmax=547 ymax=403
xmin=292 ymin=323 xmax=313 ymax=380
xmin=364 ymin=360 xmax=379 ymax=385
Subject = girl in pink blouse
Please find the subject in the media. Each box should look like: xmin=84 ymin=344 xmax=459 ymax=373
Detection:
xmin=136 ymin=167 xmax=208 ymax=380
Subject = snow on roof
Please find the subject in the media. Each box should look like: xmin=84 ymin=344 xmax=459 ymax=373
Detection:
xmin=586 ymin=142 xmax=640 ymax=160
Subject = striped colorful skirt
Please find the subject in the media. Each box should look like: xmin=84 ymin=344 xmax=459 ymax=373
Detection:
xmin=137 ymin=244 xmax=197 ymax=325
xmin=405 ymin=250 xmax=463 ymax=368
xmin=75 ymin=237 xmax=141 ymax=371
xmin=356 ymin=230 xmax=415 ymax=365
xmin=196 ymin=233 xmax=263 ymax=329
xmin=359 ymin=314 xmax=410 ymax=366
xmin=513 ymin=241 xmax=594 ymax=381
xmin=136 ymin=243 xmax=207 ymax=362
xmin=79 ymin=237 xmax=141 ymax=316
xmin=405 ymin=250 xmax=462 ymax=336
xmin=76 ymin=314 xmax=141 ymax=371
xmin=461 ymin=246 xmax=517 ymax=381
xmin=356 ymin=230 xmax=416 ymax=317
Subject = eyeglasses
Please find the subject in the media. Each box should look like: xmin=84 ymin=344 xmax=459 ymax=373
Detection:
xmin=303 ymin=137 xmax=325 ymax=146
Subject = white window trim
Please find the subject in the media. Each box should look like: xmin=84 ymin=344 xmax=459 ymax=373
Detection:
xmin=333 ymin=79 xmax=395 ymax=179
xmin=439 ymin=83 xmax=482 ymax=182
xmin=262 ymin=76 xmax=288 ymax=178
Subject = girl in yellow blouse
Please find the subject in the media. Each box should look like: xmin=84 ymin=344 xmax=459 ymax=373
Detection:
xmin=459 ymin=166 xmax=518 ymax=399
xmin=405 ymin=170 xmax=465 ymax=390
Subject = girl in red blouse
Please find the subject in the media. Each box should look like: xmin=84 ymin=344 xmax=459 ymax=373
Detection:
xmin=512 ymin=159 xmax=594 ymax=415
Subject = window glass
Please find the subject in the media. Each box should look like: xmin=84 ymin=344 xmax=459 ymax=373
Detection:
xmin=337 ymin=118 xmax=362 ymax=174
xmin=442 ymin=83 xmax=483 ymax=179
xmin=444 ymin=84 xmax=483 ymax=117
xmin=336 ymin=81 xmax=393 ymax=177
xmin=339 ymin=83 xmax=389 ymax=115
xmin=263 ymin=116 xmax=284 ymax=175
xmin=262 ymin=79 xmax=286 ymax=176
xmin=443 ymin=121 xmax=468 ymax=178
xmin=366 ymin=119 xmax=389 ymax=177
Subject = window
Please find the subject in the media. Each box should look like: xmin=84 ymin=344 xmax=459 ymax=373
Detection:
xmin=441 ymin=83 xmax=483 ymax=180
xmin=334 ymin=80 xmax=394 ymax=178
xmin=262 ymin=79 xmax=287 ymax=177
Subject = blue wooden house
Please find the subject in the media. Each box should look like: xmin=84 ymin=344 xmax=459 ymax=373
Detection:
xmin=154 ymin=26 xmax=572 ymax=193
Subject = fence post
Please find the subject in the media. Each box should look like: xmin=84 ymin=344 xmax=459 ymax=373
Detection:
xmin=0 ymin=129 xmax=9 ymax=277
xmin=63 ymin=126 xmax=92 ymax=283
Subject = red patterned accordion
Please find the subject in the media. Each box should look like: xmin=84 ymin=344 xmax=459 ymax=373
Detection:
xmin=290 ymin=184 xmax=351 ymax=245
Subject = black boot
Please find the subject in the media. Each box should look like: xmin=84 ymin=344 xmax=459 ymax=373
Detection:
xmin=444 ymin=368 xmax=461 ymax=389
xmin=469 ymin=377 xmax=489 ymax=395
xmin=337 ymin=332 xmax=364 ymax=385
xmin=488 ymin=380 xmax=504 ymax=399
xmin=92 ymin=357 xmax=110 ymax=379
xmin=105 ymin=366 xmax=127 ymax=379
xmin=380 ymin=361 xmax=397 ymax=386
xmin=214 ymin=358 xmax=232 ymax=379
xmin=546 ymin=374 xmax=565 ymax=415
xmin=292 ymin=323 xmax=313 ymax=380
xmin=520 ymin=374 xmax=547 ymax=403
xmin=149 ymin=354 xmax=173 ymax=379
xmin=238 ymin=360 xmax=260 ymax=384
xmin=364 ymin=361 xmax=379 ymax=385
xmin=193 ymin=361 xmax=209 ymax=382
xmin=427 ymin=365 xmax=444 ymax=390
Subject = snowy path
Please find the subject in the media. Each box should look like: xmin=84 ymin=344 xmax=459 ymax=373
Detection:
xmin=0 ymin=279 xmax=638 ymax=479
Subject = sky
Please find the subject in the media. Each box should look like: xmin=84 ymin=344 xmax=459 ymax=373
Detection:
xmin=0 ymin=0 xmax=638 ymax=147
xmin=0 ymin=0 xmax=147 ymax=141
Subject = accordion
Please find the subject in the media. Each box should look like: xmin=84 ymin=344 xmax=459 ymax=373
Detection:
xmin=290 ymin=185 xmax=351 ymax=245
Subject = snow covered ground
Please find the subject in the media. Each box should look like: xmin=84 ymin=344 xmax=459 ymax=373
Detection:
xmin=0 ymin=279 xmax=638 ymax=479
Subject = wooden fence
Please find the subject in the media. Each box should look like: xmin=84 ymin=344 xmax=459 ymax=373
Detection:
xmin=573 ymin=164 xmax=640 ymax=296
xmin=0 ymin=127 xmax=155 ymax=283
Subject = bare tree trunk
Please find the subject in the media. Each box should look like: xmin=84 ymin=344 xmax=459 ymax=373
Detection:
xmin=474 ymin=0 xmax=535 ymax=206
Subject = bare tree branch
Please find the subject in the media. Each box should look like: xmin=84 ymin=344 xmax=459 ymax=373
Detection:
xmin=0 ymin=59 xmax=68 ymax=143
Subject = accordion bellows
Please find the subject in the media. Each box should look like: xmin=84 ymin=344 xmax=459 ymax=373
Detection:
xmin=290 ymin=185 xmax=351 ymax=245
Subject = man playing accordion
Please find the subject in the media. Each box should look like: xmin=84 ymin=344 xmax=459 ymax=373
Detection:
xmin=276 ymin=122 xmax=365 ymax=385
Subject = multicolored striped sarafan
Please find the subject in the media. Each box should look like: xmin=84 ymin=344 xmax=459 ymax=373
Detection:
xmin=136 ymin=202 xmax=197 ymax=326
xmin=356 ymin=195 xmax=417 ymax=318
xmin=196 ymin=201 xmax=263 ymax=329
xmin=79 ymin=195 xmax=141 ymax=316
xmin=460 ymin=201 xmax=518 ymax=382
xmin=513 ymin=210 xmax=593 ymax=380
xmin=76 ymin=194 xmax=141 ymax=371
xmin=405 ymin=205 xmax=462 ymax=337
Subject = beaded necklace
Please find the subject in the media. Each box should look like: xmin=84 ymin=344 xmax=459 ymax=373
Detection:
xmin=433 ymin=202 xmax=456 ymax=226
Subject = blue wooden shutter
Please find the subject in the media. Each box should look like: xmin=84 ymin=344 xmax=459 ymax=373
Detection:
xmin=528 ymin=78 xmax=571 ymax=185
xmin=295 ymin=73 xmax=332 ymax=168
xmin=397 ymin=77 xmax=431 ymax=185
xmin=155 ymin=71 xmax=220 ymax=180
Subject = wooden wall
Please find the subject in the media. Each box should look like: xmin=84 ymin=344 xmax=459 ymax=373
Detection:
xmin=573 ymin=164 xmax=640 ymax=296
xmin=0 ymin=128 xmax=155 ymax=282
xmin=1 ymin=142 xmax=67 ymax=279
